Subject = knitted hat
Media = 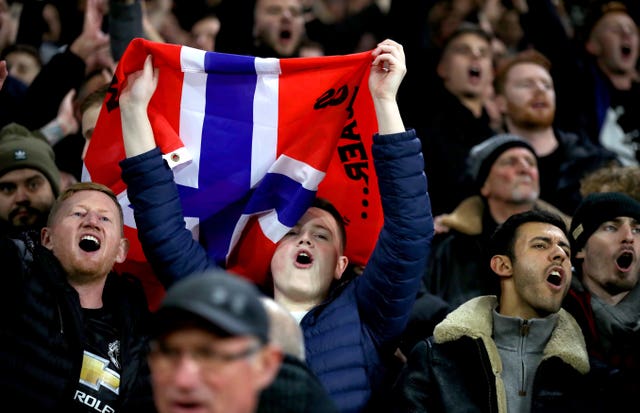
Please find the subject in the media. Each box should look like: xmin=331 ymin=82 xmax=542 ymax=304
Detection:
xmin=152 ymin=268 xmax=269 ymax=344
xmin=466 ymin=134 xmax=536 ymax=189
xmin=0 ymin=123 xmax=60 ymax=196
xmin=570 ymin=192 xmax=640 ymax=254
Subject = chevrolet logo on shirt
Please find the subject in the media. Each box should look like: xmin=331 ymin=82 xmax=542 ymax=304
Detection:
xmin=79 ymin=351 xmax=120 ymax=395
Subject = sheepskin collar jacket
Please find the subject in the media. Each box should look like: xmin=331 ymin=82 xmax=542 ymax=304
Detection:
xmin=393 ymin=296 xmax=604 ymax=413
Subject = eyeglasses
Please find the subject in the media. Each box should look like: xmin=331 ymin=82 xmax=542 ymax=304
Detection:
xmin=148 ymin=341 xmax=263 ymax=372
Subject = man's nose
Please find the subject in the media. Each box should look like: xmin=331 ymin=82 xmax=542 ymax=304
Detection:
xmin=14 ymin=185 xmax=29 ymax=203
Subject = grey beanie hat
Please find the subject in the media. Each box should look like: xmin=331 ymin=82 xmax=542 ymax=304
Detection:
xmin=467 ymin=134 xmax=536 ymax=189
xmin=152 ymin=268 xmax=270 ymax=344
xmin=0 ymin=123 xmax=61 ymax=196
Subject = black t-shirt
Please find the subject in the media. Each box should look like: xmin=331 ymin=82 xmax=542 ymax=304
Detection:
xmin=73 ymin=307 xmax=122 ymax=413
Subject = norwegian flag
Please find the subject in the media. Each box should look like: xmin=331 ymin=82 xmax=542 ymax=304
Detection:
xmin=82 ymin=38 xmax=381 ymax=303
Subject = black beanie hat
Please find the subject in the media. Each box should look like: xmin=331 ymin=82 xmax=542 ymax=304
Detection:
xmin=570 ymin=192 xmax=640 ymax=255
xmin=467 ymin=134 xmax=536 ymax=189
xmin=0 ymin=123 xmax=61 ymax=196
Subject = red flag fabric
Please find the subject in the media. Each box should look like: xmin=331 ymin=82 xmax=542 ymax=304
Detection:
xmin=83 ymin=38 xmax=382 ymax=298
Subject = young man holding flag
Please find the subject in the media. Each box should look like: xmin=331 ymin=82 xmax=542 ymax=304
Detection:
xmin=118 ymin=39 xmax=432 ymax=413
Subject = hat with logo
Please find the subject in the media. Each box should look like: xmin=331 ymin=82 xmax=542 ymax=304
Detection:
xmin=570 ymin=192 xmax=640 ymax=254
xmin=466 ymin=133 xmax=536 ymax=189
xmin=152 ymin=268 xmax=269 ymax=344
xmin=0 ymin=123 xmax=60 ymax=196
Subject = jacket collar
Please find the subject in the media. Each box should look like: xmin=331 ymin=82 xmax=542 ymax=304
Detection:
xmin=434 ymin=295 xmax=590 ymax=374
xmin=439 ymin=196 xmax=571 ymax=236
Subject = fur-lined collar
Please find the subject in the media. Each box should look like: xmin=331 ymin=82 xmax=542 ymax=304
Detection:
xmin=434 ymin=296 xmax=590 ymax=374
xmin=439 ymin=196 xmax=571 ymax=236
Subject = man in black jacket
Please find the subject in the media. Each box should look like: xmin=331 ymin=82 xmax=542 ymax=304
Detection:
xmin=396 ymin=210 xmax=601 ymax=412
xmin=493 ymin=48 xmax=619 ymax=215
xmin=0 ymin=181 xmax=155 ymax=412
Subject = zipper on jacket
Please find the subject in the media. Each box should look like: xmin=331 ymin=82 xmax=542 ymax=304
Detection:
xmin=57 ymin=300 xmax=64 ymax=334
xmin=519 ymin=320 xmax=529 ymax=396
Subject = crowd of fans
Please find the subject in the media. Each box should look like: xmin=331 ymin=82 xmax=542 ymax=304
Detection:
xmin=1 ymin=0 xmax=639 ymax=412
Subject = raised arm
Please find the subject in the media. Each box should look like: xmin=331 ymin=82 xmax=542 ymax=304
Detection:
xmin=119 ymin=55 xmax=215 ymax=287
xmin=369 ymin=39 xmax=406 ymax=134
xmin=358 ymin=39 xmax=433 ymax=345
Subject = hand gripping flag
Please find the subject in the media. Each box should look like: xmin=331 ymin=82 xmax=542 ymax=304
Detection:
xmin=83 ymin=38 xmax=381 ymax=293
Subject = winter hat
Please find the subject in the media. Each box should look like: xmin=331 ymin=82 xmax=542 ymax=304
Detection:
xmin=0 ymin=123 xmax=60 ymax=196
xmin=466 ymin=134 xmax=536 ymax=189
xmin=570 ymin=192 xmax=640 ymax=254
xmin=152 ymin=267 xmax=270 ymax=344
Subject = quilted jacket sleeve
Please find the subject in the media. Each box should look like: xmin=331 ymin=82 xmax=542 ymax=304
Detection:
xmin=120 ymin=148 xmax=216 ymax=287
xmin=357 ymin=128 xmax=433 ymax=345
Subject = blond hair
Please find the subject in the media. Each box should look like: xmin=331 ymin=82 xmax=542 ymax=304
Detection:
xmin=47 ymin=182 xmax=124 ymax=234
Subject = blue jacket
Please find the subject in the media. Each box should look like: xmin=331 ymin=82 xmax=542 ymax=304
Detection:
xmin=120 ymin=129 xmax=433 ymax=412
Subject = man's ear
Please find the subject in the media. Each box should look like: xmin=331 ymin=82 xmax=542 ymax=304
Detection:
xmin=494 ymin=94 xmax=507 ymax=114
xmin=116 ymin=238 xmax=129 ymax=264
xmin=480 ymin=180 xmax=490 ymax=198
xmin=575 ymin=248 xmax=585 ymax=260
xmin=585 ymin=38 xmax=600 ymax=56
xmin=41 ymin=227 xmax=53 ymax=250
xmin=334 ymin=255 xmax=349 ymax=280
xmin=255 ymin=345 xmax=283 ymax=391
xmin=437 ymin=59 xmax=448 ymax=80
xmin=490 ymin=254 xmax=513 ymax=279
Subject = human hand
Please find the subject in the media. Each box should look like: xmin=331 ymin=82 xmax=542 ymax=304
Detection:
xmin=0 ymin=60 xmax=7 ymax=90
xmin=120 ymin=54 xmax=159 ymax=157
xmin=70 ymin=0 xmax=111 ymax=63
xmin=433 ymin=214 xmax=451 ymax=235
xmin=42 ymin=3 xmax=61 ymax=43
xmin=57 ymin=89 xmax=79 ymax=135
xmin=369 ymin=39 xmax=406 ymax=103
xmin=511 ymin=0 xmax=528 ymax=14
xmin=40 ymin=89 xmax=80 ymax=145
xmin=0 ymin=1 xmax=18 ymax=51
xmin=119 ymin=54 xmax=159 ymax=111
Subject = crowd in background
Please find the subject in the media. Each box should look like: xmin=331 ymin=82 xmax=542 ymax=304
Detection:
xmin=1 ymin=0 xmax=640 ymax=412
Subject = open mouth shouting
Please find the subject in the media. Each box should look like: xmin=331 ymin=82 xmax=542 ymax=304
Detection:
xmin=615 ymin=249 xmax=635 ymax=272
xmin=468 ymin=65 xmax=482 ymax=84
xmin=79 ymin=235 xmax=101 ymax=252
xmin=546 ymin=266 xmax=565 ymax=288
xmin=295 ymin=249 xmax=313 ymax=268
xmin=280 ymin=29 xmax=292 ymax=41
